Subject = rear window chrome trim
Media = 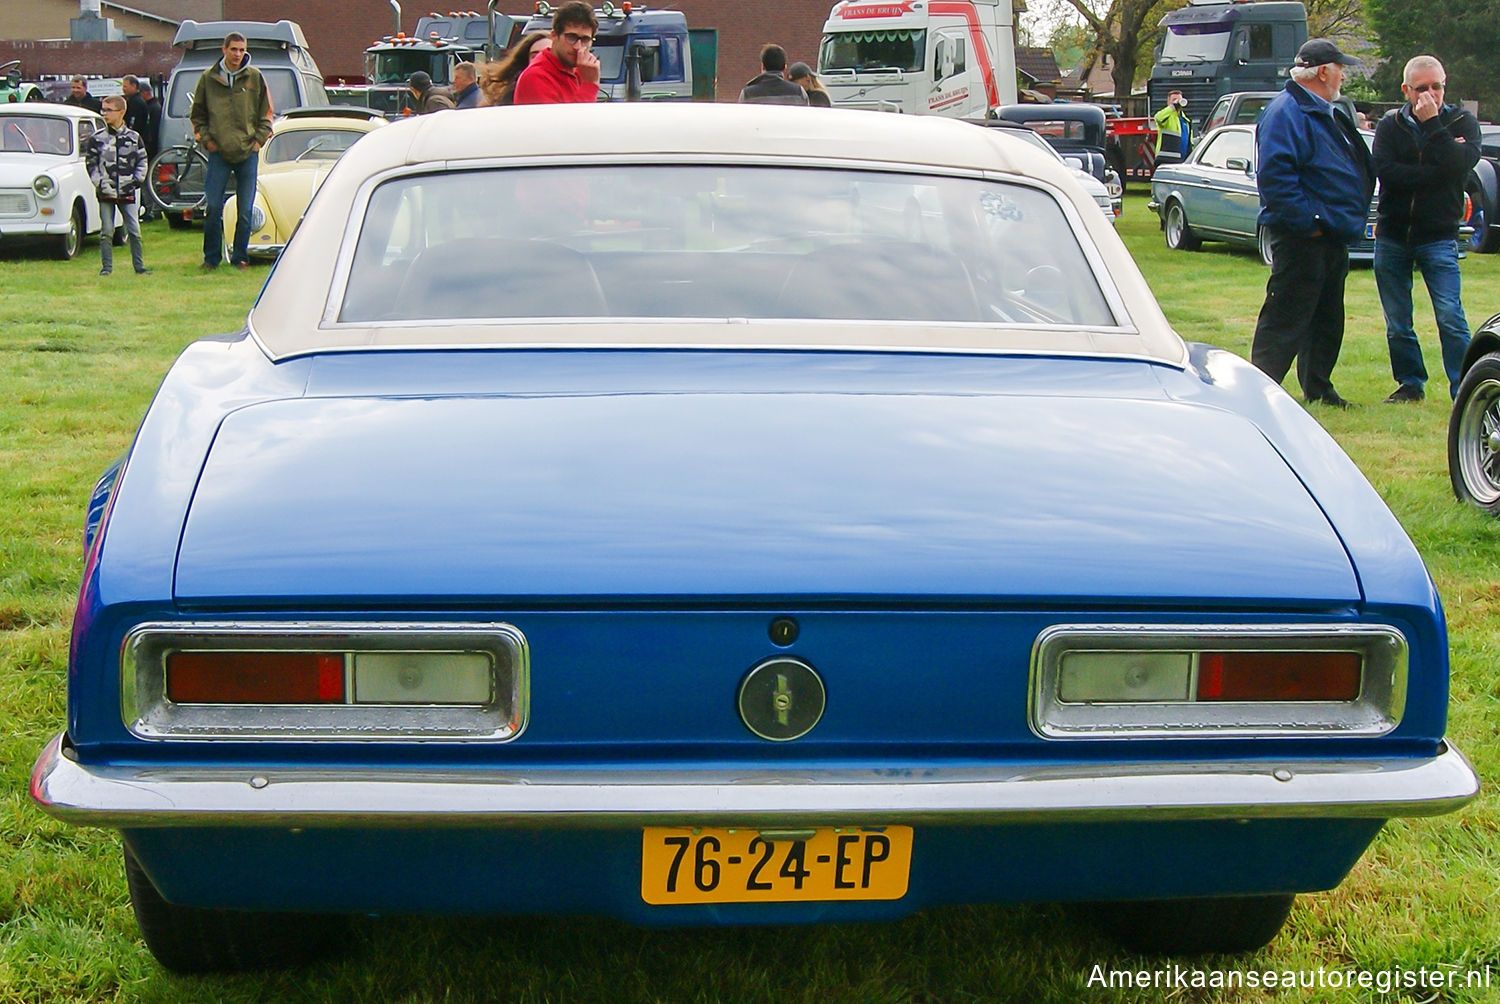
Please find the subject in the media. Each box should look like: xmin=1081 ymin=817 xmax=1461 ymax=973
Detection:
xmin=311 ymin=156 xmax=1132 ymax=341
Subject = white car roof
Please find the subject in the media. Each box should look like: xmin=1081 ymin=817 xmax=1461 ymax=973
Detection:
xmin=249 ymin=103 xmax=1186 ymax=365
xmin=0 ymin=104 xmax=100 ymax=122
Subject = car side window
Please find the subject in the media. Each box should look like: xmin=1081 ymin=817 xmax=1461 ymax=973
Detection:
xmin=1196 ymin=130 xmax=1251 ymax=170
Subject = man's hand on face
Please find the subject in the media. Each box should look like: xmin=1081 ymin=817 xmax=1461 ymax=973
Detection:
xmin=1412 ymin=88 xmax=1441 ymax=122
xmin=577 ymin=49 xmax=601 ymax=86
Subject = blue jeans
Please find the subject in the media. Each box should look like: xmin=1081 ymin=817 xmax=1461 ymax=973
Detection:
xmin=202 ymin=149 xmax=258 ymax=266
xmin=1373 ymin=237 xmax=1470 ymax=398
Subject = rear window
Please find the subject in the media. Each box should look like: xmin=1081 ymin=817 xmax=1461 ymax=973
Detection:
xmin=264 ymin=128 xmax=364 ymax=163
xmin=337 ymin=164 xmax=1115 ymax=329
xmin=168 ymin=67 xmax=302 ymax=118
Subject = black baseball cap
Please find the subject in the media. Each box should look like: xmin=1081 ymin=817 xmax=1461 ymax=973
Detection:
xmin=408 ymin=70 xmax=432 ymax=89
xmin=1294 ymin=39 xmax=1360 ymax=68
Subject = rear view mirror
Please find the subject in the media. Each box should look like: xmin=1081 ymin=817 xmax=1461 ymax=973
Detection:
xmin=633 ymin=43 xmax=659 ymax=83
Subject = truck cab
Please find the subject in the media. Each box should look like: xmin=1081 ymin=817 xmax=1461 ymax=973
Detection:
xmin=363 ymin=33 xmax=476 ymax=116
xmin=816 ymin=0 xmax=1017 ymax=117
xmin=523 ymin=2 xmax=693 ymax=101
xmin=413 ymin=11 xmax=527 ymax=57
xmin=1147 ymin=0 xmax=1307 ymax=125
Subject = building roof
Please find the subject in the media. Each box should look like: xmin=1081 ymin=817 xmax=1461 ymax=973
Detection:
xmin=1015 ymin=46 xmax=1062 ymax=85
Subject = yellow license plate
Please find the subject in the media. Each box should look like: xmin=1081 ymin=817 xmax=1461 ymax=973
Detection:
xmin=640 ymin=826 xmax=912 ymax=905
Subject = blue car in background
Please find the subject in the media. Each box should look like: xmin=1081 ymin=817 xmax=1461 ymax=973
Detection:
xmin=32 ymin=103 xmax=1478 ymax=971
xmin=1151 ymin=124 xmax=1390 ymax=266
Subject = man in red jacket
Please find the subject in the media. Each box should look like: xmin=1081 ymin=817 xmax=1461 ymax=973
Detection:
xmin=514 ymin=1 xmax=601 ymax=105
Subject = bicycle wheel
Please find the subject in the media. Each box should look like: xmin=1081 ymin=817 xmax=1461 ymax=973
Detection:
xmin=147 ymin=144 xmax=209 ymax=215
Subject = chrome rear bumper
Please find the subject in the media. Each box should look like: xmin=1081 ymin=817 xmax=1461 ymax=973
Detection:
xmin=31 ymin=732 xmax=1478 ymax=830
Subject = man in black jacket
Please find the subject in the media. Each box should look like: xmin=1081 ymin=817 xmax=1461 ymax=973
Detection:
xmin=121 ymin=75 xmax=149 ymax=141
xmin=1372 ymin=54 xmax=1481 ymax=402
xmin=738 ymin=45 xmax=808 ymax=105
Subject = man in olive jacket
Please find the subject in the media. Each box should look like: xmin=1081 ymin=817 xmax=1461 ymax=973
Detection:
xmin=190 ymin=32 xmax=273 ymax=269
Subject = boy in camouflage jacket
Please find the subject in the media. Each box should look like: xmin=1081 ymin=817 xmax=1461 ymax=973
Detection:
xmin=85 ymin=95 xmax=149 ymax=275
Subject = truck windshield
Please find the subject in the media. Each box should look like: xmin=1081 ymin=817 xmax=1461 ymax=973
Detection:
xmin=1160 ymin=25 xmax=1231 ymax=63
xmin=367 ymin=51 xmax=449 ymax=84
xmin=593 ymin=40 xmax=627 ymax=82
xmin=819 ymin=30 xmax=926 ymax=73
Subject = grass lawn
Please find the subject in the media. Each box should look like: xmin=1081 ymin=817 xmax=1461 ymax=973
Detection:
xmin=2 ymin=202 xmax=1499 ymax=1002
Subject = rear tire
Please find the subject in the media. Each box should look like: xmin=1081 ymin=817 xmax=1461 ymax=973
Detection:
xmin=124 ymin=842 xmax=345 ymax=972
xmin=1448 ymin=351 xmax=1500 ymax=513
xmin=1258 ymin=224 xmax=1274 ymax=267
xmin=1164 ymin=201 xmax=1200 ymax=251
xmin=1091 ymin=894 xmax=1295 ymax=955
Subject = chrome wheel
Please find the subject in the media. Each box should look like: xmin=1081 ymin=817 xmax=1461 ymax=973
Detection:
xmin=1449 ymin=352 xmax=1500 ymax=513
xmin=1164 ymin=202 xmax=1199 ymax=251
xmin=1258 ymin=225 xmax=1274 ymax=267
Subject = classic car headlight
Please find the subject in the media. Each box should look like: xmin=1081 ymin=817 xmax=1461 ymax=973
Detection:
xmin=249 ymin=201 xmax=267 ymax=232
xmin=1030 ymin=625 xmax=1406 ymax=738
xmin=32 ymin=174 xmax=57 ymax=198
xmin=121 ymin=622 xmax=529 ymax=741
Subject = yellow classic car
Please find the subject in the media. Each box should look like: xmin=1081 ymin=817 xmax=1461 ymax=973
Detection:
xmin=223 ymin=107 xmax=386 ymax=261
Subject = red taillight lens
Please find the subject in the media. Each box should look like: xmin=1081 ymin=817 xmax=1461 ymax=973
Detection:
xmin=1196 ymin=651 xmax=1361 ymax=702
xmin=166 ymin=651 xmax=345 ymax=704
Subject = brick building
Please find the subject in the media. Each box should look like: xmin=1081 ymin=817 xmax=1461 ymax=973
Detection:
xmin=2 ymin=0 xmax=837 ymax=98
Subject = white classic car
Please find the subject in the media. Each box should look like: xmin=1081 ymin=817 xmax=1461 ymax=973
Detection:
xmin=0 ymin=104 xmax=103 ymax=259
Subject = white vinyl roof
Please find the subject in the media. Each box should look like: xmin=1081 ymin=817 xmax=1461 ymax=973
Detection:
xmin=248 ymin=103 xmax=1187 ymax=366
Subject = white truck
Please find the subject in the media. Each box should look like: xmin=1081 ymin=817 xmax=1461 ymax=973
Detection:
xmin=816 ymin=0 xmax=1017 ymax=117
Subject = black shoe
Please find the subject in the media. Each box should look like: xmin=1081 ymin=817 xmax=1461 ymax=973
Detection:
xmin=1305 ymin=391 xmax=1355 ymax=409
xmin=135 ymin=268 xmax=151 ymax=275
xmin=201 ymin=262 xmax=219 ymax=271
xmin=99 ymin=267 xmax=111 ymax=276
xmin=1384 ymin=384 xmax=1424 ymax=403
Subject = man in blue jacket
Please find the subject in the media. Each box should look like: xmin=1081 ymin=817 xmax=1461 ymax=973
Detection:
xmin=1250 ymin=38 xmax=1374 ymax=408
xmin=1372 ymin=55 xmax=1481 ymax=403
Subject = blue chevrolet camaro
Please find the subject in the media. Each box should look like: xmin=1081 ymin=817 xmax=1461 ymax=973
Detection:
xmin=31 ymin=103 xmax=1478 ymax=971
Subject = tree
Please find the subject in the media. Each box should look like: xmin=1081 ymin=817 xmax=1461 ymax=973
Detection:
xmin=1053 ymin=0 xmax=1185 ymax=98
xmin=1306 ymin=0 xmax=1365 ymax=41
xmin=1367 ymin=0 xmax=1500 ymax=114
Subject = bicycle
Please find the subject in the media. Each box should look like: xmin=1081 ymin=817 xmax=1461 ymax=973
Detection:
xmin=146 ymin=142 xmax=209 ymax=228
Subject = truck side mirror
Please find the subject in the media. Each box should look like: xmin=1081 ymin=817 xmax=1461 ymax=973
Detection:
xmin=1236 ymin=36 xmax=1250 ymax=63
xmin=638 ymin=45 xmax=659 ymax=83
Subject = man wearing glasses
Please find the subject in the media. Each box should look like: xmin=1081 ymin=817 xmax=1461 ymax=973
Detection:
xmin=1371 ymin=55 xmax=1482 ymax=403
xmin=514 ymin=1 xmax=601 ymax=104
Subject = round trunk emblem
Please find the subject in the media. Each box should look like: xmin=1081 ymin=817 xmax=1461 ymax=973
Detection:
xmin=738 ymin=657 xmax=825 ymax=741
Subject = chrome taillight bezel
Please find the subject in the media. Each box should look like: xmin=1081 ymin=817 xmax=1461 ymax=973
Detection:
xmin=1029 ymin=624 xmax=1407 ymax=739
xmin=121 ymin=622 xmax=529 ymax=741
